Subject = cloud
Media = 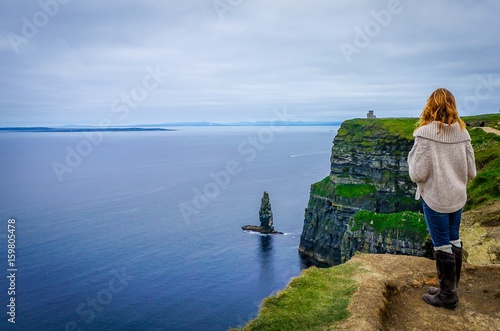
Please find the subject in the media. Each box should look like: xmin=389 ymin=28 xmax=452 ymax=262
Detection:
xmin=1 ymin=0 xmax=499 ymax=126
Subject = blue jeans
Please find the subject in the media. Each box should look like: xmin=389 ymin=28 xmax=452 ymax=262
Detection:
xmin=422 ymin=200 xmax=462 ymax=248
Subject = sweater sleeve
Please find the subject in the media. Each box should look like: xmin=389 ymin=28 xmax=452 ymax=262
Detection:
xmin=466 ymin=141 xmax=477 ymax=181
xmin=407 ymin=137 xmax=431 ymax=183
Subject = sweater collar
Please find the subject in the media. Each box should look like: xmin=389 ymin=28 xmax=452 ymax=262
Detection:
xmin=414 ymin=121 xmax=471 ymax=143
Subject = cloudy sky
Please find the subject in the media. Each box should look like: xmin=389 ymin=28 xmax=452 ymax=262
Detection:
xmin=1 ymin=0 xmax=499 ymax=126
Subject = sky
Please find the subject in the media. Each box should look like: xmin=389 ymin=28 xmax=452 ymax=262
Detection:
xmin=1 ymin=0 xmax=500 ymax=126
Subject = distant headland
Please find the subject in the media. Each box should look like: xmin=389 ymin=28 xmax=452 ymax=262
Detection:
xmin=0 ymin=127 xmax=175 ymax=133
xmin=0 ymin=121 xmax=343 ymax=132
xmin=124 ymin=121 xmax=342 ymax=127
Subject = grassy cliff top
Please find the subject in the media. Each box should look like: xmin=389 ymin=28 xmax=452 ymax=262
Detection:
xmin=337 ymin=114 xmax=500 ymax=142
xmin=238 ymin=254 xmax=500 ymax=330
xmin=337 ymin=117 xmax=418 ymax=142
xmin=466 ymin=126 xmax=500 ymax=209
xmin=234 ymin=262 xmax=360 ymax=330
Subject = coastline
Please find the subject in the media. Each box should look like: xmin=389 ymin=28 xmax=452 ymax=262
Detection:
xmin=0 ymin=127 xmax=175 ymax=133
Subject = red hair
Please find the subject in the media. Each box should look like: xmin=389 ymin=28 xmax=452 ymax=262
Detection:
xmin=417 ymin=88 xmax=466 ymax=130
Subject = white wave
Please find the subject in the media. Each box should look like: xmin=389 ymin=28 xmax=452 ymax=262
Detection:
xmin=289 ymin=151 xmax=330 ymax=158
xmin=106 ymin=208 xmax=141 ymax=215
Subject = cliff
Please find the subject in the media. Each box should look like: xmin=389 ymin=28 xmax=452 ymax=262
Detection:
xmin=238 ymin=114 xmax=500 ymax=330
xmin=299 ymin=115 xmax=500 ymax=266
xmin=299 ymin=118 xmax=423 ymax=266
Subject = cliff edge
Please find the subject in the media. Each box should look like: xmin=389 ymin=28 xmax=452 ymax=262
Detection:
xmin=299 ymin=118 xmax=423 ymax=266
xmin=299 ymin=114 xmax=500 ymax=266
xmin=337 ymin=254 xmax=500 ymax=331
xmin=237 ymin=252 xmax=500 ymax=331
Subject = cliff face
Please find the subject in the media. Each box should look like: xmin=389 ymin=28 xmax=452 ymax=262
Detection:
xmin=300 ymin=195 xmax=358 ymax=266
xmin=341 ymin=217 xmax=425 ymax=263
xmin=329 ymin=118 xmax=418 ymax=212
xmin=299 ymin=118 xmax=423 ymax=266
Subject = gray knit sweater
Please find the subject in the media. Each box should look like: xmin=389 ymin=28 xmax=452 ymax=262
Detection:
xmin=407 ymin=121 xmax=476 ymax=213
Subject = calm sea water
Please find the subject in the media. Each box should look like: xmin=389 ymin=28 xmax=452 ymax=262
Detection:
xmin=0 ymin=126 xmax=338 ymax=331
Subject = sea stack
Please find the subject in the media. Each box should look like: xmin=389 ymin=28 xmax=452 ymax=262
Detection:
xmin=242 ymin=191 xmax=282 ymax=234
xmin=259 ymin=191 xmax=274 ymax=232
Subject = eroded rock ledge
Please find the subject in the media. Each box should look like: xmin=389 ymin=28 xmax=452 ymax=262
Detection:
xmin=336 ymin=254 xmax=500 ymax=330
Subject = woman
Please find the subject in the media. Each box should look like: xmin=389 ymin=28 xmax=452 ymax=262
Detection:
xmin=408 ymin=88 xmax=476 ymax=310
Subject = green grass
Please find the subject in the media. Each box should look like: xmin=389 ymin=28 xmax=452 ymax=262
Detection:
xmin=310 ymin=178 xmax=376 ymax=200
xmin=338 ymin=117 xmax=418 ymax=142
xmin=351 ymin=210 xmax=427 ymax=240
xmin=338 ymin=114 xmax=500 ymax=144
xmin=310 ymin=176 xmax=335 ymax=198
xmin=466 ymin=127 xmax=500 ymax=210
xmin=371 ymin=118 xmax=419 ymax=140
xmin=462 ymin=113 xmax=500 ymax=130
xmin=236 ymin=263 xmax=361 ymax=331
xmin=335 ymin=184 xmax=376 ymax=199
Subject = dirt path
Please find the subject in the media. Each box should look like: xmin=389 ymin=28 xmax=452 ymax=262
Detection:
xmin=479 ymin=127 xmax=500 ymax=135
xmin=334 ymin=254 xmax=500 ymax=331
xmin=383 ymin=263 xmax=500 ymax=331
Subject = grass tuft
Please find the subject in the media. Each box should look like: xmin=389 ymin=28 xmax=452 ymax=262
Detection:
xmin=338 ymin=117 xmax=418 ymax=142
xmin=351 ymin=210 xmax=427 ymax=240
xmin=236 ymin=263 xmax=361 ymax=331
xmin=466 ymin=127 xmax=500 ymax=210
xmin=335 ymin=184 xmax=376 ymax=199
xmin=310 ymin=176 xmax=335 ymax=198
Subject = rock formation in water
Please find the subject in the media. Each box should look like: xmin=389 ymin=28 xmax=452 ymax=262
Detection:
xmin=243 ymin=191 xmax=282 ymax=234
xmin=259 ymin=191 xmax=274 ymax=231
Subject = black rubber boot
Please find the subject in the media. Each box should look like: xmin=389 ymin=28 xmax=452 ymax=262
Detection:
xmin=423 ymin=250 xmax=458 ymax=310
xmin=428 ymin=244 xmax=462 ymax=295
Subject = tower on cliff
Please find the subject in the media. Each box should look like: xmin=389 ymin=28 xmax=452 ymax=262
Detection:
xmin=259 ymin=191 xmax=274 ymax=232
xmin=367 ymin=110 xmax=376 ymax=119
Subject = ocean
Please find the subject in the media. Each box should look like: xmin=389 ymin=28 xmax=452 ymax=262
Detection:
xmin=0 ymin=126 xmax=338 ymax=331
